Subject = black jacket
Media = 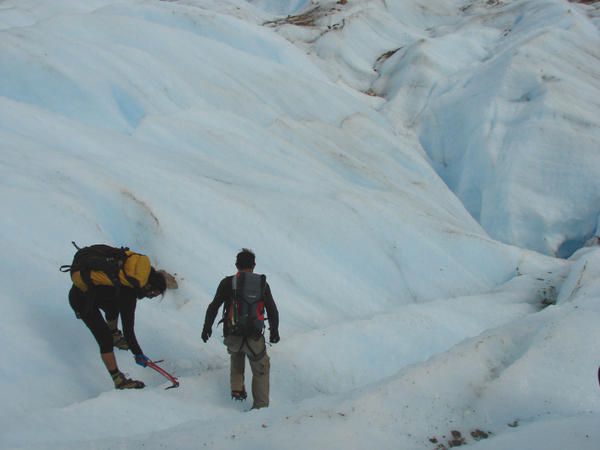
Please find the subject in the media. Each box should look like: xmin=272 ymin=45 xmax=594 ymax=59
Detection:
xmin=203 ymin=274 xmax=279 ymax=337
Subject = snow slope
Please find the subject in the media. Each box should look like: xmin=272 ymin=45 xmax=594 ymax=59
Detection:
xmin=269 ymin=0 xmax=600 ymax=257
xmin=1 ymin=0 xmax=599 ymax=449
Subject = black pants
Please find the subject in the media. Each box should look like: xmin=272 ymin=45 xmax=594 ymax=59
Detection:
xmin=69 ymin=286 xmax=118 ymax=354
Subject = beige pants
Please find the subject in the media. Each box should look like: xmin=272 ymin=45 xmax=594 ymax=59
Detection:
xmin=224 ymin=335 xmax=270 ymax=408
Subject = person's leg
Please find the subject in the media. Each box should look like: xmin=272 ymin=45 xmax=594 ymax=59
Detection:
xmin=70 ymin=287 xmax=143 ymax=389
xmin=79 ymin=308 xmax=114 ymax=352
xmin=72 ymin=291 xmax=114 ymax=356
xmin=103 ymin=296 xmax=119 ymax=332
xmin=225 ymin=335 xmax=246 ymax=396
xmin=101 ymin=351 xmax=118 ymax=372
xmin=106 ymin=318 xmax=118 ymax=331
xmin=246 ymin=335 xmax=270 ymax=409
xmin=106 ymin=317 xmax=129 ymax=350
xmin=98 ymin=290 xmax=129 ymax=351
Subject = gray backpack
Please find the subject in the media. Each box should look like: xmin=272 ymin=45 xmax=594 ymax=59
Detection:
xmin=226 ymin=272 xmax=267 ymax=336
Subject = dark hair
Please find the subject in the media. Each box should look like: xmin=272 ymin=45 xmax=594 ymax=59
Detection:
xmin=235 ymin=248 xmax=256 ymax=270
xmin=147 ymin=267 xmax=167 ymax=293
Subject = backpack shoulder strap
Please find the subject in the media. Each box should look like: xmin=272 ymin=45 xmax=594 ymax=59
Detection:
xmin=232 ymin=272 xmax=246 ymax=295
xmin=260 ymin=274 xmax=266 ymax=293
xmin=59 ymin=241 xmax=83 ymax=272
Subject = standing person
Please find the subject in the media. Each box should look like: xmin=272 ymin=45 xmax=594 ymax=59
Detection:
xmin=202 ymin=249 xmax=279 ymax=409
xmin=64 ymin=244 xmax=167 ymax=389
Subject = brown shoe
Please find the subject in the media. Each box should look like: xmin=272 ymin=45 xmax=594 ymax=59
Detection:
xmin=112 ymin=371 xmax=145 ymax=389
xmin=112 ymin=330 xmax=130 ymax=350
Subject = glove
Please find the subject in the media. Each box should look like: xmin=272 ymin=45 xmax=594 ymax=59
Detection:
xmin=201 ymin=327 xmax=211 ymax=343
xmin=269 ymin=330 xmax=280 ymax=344
xmin=134 ymin=354 xmax=150 ymax=367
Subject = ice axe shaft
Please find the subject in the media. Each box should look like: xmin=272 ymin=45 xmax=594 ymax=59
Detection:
xmin=147 ymin=360 xmax=179 ymax=389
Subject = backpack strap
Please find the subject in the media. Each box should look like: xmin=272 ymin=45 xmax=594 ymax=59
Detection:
xmin=117 ymin=248 xmax=144 ymax=290
xmin=231 ymin=272 xmax=244 ymax=322
xmin=259 ymin=274 xmax=266 ymax=297
xmin=81 ymin=249 xmax=123 ymax=290
xmin=59 ymin=241 xmax=82 ymax=272
xmin=217 ymin=274 xmax=237 ymax=327
xmin=232 ymin=271 xmax=244 ymax=294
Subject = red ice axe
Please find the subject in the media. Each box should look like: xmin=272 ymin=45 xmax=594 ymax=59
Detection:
xmin=147 ymin=360 xmax=179 ymax=389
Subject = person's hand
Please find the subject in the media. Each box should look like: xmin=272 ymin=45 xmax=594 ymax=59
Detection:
xmin=201 ymin=327 xmax=211 ymax=343
xmin=269 ymin=330 xmax=280 ymax=344
xmin=135 ymin=354 xmax=150 ymax=367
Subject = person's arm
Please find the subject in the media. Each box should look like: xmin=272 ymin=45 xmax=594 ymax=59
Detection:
xmin=264 ymin=283 xmax=279 ymax=342
xmin=202 ymin=277 xmax=229 ymax=341
xmin=119 ymin=290 xmax=143 ymax=356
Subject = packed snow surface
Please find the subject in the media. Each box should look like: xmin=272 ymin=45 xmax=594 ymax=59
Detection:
xmin=1 ymin=0 xmax=600 ymax=449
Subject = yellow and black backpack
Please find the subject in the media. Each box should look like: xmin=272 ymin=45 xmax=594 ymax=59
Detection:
xmin=60 ymin=242 xmax=151 ymax=293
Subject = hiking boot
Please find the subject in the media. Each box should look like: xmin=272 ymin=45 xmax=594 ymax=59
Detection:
xmin=112 ymin=371 xmax=145 ymax=390
xmin=250 ymin=404 xmax=268 ymax=410
xmin=112 ymin=330 xmax=129 ymax=350
xmin=231 ymin=389 xmax=247 ymax=401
